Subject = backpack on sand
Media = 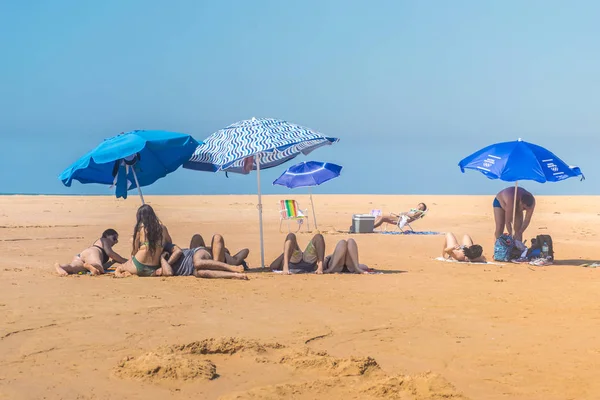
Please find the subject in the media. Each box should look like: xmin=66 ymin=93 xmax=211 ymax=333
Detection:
xmin=494 ymin=234 xmax=515 ymax=262
xmin=528 ymin=234 xmax=554 ymax=260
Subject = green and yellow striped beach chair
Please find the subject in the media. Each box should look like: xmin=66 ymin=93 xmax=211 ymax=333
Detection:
xmin=279 ymin=199 xmax=309 ymax=233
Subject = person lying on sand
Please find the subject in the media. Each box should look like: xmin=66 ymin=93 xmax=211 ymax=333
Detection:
xmin=270 ymin=233 xmax=325 ymax=274
xmin=174 ymin=233 xmax=249 ymax=269
xmin=55 ymin=228 xmax=128 ymax=276
xmin=160 ymin=235 xmax=248 ymax=280
xmin=322 ymin=238 xmax=372 ymax=274
xmin=442 ymin=233 xmax=486 ymax=262
xmin=114 ymin=204 xmax=173 ymax=278
xmin=373 ymin=202 xmax=427 ymax=229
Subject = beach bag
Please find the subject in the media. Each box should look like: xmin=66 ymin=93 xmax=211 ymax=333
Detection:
xmin=494 ymin=234 xmax=515 ymax=261
xmin=528 ymin=234 xmax=554 ymax=259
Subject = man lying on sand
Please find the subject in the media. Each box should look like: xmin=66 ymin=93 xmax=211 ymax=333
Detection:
xmin=55 ymin=229 xmax=128 ymax=276
xmin=270 ymin=233 xmax=325 ymax=274
xmin=494 ymin=186 xmax=535 ymax=242
xmin=160 ymin=238 xmax=248 ymax=280
xmin=159 ymin=233 xmax=248 ymax=279
xmin=373 ymin=202 xmax=427 ymax=229
xmin=442 ymin=232 xmax=486 ymax=262
xmin=181 ymin=233 xmax=249 ymax=269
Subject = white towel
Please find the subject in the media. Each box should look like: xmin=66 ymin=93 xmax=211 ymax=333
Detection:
xmin=434 ymin=257 xmax=504 ymax=265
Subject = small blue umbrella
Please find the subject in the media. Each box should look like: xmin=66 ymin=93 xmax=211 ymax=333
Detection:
xmin=59 ymin=130 xmax=201 ymax=203
xmin=184 ymin=117 xmax=339 ymax=267
xmin=459 ymin=138 xmax=584 ymax=224
xmin=273 ymin=161 xmax=343 ymax=230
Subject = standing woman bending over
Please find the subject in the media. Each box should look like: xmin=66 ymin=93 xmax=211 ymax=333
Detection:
xmin=115 ymin=204 xmax=173 ymax=277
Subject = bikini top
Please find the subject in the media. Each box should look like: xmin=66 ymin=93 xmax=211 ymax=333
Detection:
xmin=93 ymin=244 xmax=109 ymax=264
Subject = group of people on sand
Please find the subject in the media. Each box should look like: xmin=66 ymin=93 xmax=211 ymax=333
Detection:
xmin=441 ymin=186 xmax=536 ymax=262
xmin=56 ymin=204 xmax=372 ymax=279
xmin=56 ymin=185 xmax=536 ymax=275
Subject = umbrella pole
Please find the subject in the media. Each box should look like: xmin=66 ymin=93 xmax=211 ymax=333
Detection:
xmin=512 ymin=181 xmax=518 ymax=236
xmin=256 ymin=153 xmax=265 ymax=269
xmin=131 ymin=166 xmax=145 ymax=205
xmin=309 ymin=187 xmax=318 ymax=231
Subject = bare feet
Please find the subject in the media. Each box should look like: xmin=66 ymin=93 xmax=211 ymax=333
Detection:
xmin=55 ymin=263 xmax=68 ymax=277
xmin=84 ymin=263 xmax=101 ymax=275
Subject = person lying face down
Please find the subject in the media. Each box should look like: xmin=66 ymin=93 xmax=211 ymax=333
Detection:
xmin=373 ymin=202 xmax=427 ymax=229
xmin=442 ymin=232 xmax=486 ymax=263
xmin=55 ymin=229 xmax=128 ymax=276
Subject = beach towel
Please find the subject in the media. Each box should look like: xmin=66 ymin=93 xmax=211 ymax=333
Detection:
xmin=434 ymin=257 xmax=504 ymax=265
xmin=376 ymin=231 xmax=443 ymax=236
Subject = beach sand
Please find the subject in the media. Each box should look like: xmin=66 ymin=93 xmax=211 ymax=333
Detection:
xmin=1 ymin=194 xmax=600 ymax=399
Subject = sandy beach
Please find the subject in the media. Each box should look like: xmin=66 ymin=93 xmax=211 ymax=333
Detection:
xmin=1 ymin=194 xmax=600 ymax=399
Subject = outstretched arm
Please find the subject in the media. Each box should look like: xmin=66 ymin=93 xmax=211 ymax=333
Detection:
xmin=107 ymin=247 xmax=128 ymax=264
xmin=520 ymin=207 xmax=535 ymax=233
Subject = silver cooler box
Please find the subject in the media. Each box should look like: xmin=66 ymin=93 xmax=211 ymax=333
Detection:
xmin=351 ymin=214 xmax=375 ymax=233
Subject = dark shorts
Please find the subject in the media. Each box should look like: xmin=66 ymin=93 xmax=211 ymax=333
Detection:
xmin=493 ymin=198 xmax=503 ymax=209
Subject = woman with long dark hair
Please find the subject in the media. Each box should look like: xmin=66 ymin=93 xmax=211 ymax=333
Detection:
xmin=115 ymin=204 xmax=173 ymax=277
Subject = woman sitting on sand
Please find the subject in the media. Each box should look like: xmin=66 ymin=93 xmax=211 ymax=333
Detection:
xmin=442 ymin=233 xmax=486 ymax=262
xmin=55 ymin=229 xmax=128 ymax=276
xmin=114 ymin=204 xmax=173 ymax=278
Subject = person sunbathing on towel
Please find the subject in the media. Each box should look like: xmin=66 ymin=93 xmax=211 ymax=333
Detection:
xmin=160 ymin=234 xmax=248 ymax=280
xmin=373 ymin=202 xmax=427 ymax=229
xmin=269 ymin=233 xmax=325 ymax=274
xmin=55 ymin=229 xmax=128 ymax=276
xmin=322 ymin=238 xmax=372 ymax=274
xmin=442 ymin=233 xmax=486 ymax=262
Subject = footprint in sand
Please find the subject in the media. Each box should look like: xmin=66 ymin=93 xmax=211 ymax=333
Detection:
xmin=113 ymin=337 xmax=469 ymax=399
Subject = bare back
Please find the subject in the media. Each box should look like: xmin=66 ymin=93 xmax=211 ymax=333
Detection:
xmin=133 ymin=225 xmax=171 ymax=266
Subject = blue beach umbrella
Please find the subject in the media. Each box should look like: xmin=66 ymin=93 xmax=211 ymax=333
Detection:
xmin=184 ymin=117 xmax=339 ymax=267
xmin=458 ymin=138 xmax=584 ymax=224
xmin=273 ymin=161 xmax=342 ymax=231
xmin=59 ymin=130 xmax=201 ymax=203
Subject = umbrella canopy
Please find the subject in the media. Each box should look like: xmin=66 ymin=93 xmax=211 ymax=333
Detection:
xmin=458 ymin=138 xmax=584 ymax=229
xmin=458 ymin=139 xmax=584 ymax=182
xmin=183 ymin=118 xmax=339 ymax=173
xmin=59 ymin=130 xmax=200 ymax=203
xmin=273 ymin=161 xmax=342 ymax=230
xmin=273 ymin=161 xmax=342 ymax=189
xmin=184 ymin=117 xmax=340 ymax=268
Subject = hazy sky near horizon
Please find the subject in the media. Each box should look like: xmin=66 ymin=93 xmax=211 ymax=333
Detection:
xmin=1 ymin=0 xmax=598 ymax=196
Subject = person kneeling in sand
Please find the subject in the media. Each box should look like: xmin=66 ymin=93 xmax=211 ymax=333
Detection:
xmin=322 ymin=238 xmax=372 ymax=274
xmin=270 ymin=233 xmax=325 ymax=274
xmin=442 ymin=233 xmax=486 ymax=262
xmin=55 ymin=229 xmax=128 ymax=276
xmin=373 ymin=202 xmax=427 ymax=229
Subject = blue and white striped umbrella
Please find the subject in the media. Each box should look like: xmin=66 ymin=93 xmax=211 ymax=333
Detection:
xmin=184 ymin=118 xmax=339 ymax=173
xmin=183 ymin=117 xmax=340 ymax=268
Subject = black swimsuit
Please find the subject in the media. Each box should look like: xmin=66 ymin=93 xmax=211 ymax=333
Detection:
xmin=93 ymin=244 xmax=109 ymax=264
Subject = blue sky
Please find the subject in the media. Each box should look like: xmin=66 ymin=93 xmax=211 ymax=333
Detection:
xmin=0 ymin=0 xmax=598 ymax=195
